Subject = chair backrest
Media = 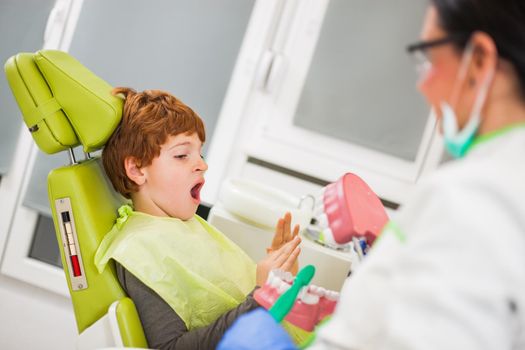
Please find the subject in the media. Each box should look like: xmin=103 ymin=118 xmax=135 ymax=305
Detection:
xmin=4 ymin=50 xmax=147 ymax=348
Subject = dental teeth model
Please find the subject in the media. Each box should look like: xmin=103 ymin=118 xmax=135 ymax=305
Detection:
xmin=254 ymin=269 xmax=339 ymax=331
xmin=304 ymin=172 xmax=388 ymax=252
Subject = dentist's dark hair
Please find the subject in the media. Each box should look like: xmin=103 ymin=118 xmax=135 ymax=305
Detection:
xmin=430 ymin=0 xmax=525 ymax=99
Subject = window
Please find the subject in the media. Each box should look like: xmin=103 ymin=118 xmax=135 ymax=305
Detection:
xmin=1 ymin=0 xmax=256 ymax=295
xmin=206 ymin=0 xmax=444 ymax=206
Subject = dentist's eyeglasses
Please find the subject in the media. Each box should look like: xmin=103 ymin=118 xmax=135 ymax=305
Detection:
xmin=406 ymin=34 xmax=469 ymax=76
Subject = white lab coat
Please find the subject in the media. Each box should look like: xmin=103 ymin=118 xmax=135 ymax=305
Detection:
xmin=311 ymin=127 xmax=525 ymax=350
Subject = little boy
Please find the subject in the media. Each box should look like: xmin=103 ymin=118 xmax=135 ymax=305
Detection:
xmin=95 ymin=87 xmax=301 ymax=349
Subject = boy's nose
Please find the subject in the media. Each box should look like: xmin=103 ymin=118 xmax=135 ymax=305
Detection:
xmin=195 ymin=157 xmax=208 ymax=172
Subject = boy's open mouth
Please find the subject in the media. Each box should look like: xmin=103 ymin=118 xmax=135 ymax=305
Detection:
xmin=190 ymin=181 xmax=204 ymax=201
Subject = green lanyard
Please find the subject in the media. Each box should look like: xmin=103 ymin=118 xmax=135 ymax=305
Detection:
xmin=467 ymin=122 xmax=525 ymax=155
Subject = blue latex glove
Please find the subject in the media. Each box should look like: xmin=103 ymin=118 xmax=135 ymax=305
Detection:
xmin=217 ymin=308 xmax=297 ymax=350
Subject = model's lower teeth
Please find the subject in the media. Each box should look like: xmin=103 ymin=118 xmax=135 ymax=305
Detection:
xmin=254 ymin=268 xmax=339 ymax=331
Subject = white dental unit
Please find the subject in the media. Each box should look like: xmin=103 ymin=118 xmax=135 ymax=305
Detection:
xmin=209 ymin=205 xmax=351 ymax=291
xmin=208 ymin=173 xmax=388 ymax=291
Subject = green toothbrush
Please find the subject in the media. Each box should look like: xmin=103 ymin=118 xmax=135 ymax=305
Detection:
xmin=268 ymin=265 xmax=316 ymax=322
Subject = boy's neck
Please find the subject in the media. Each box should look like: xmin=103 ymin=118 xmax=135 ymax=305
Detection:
xmin=131 ymin=193 xmax=170 ymax=217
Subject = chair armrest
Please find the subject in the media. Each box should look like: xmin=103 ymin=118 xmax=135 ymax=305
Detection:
xmin=77 ymin=297 xmax=148 ymax=349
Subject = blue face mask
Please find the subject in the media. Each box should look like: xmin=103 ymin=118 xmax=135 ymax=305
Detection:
xmin=440 ymin=45 xmax=494 ymax=158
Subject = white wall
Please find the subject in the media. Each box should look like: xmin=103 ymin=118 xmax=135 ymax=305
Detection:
xmin=0 ymin=274 xmax=76 ymax=349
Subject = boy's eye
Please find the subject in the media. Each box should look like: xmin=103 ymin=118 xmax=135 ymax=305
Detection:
xmin=174 ymin=155 xmax=187 ymax=159
xmin=200 ymin=154 xmax=204 ymax=159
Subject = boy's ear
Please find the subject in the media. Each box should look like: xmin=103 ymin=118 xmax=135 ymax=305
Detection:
xmin=124 ymin=156 xmax=146 ymax=186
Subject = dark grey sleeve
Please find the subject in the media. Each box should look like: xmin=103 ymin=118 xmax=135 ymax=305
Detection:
xmin=116 ymin=263 xmax=260 ymax=350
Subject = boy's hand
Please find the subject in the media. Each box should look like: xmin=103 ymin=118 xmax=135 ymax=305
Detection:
xmin=256 ymin=236 xmax=301 ymax=287
xmin=267 ymin=212 xmax=300 ymax=274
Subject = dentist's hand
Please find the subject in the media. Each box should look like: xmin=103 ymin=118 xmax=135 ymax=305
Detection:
xmin=256 ymin=235 xmax=301 ymax=287
xmin=217 ymin=309 xmax=296 ymax=350
xmin=268 ymin=212 xmax=300 ymax=274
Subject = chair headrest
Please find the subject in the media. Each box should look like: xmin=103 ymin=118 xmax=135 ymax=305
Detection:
xmin=4 ymin=50 xmax=122 ymax=154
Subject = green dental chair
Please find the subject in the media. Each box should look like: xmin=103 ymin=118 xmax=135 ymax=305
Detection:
xmin=4 ymin=50 xmax=148 ymax=349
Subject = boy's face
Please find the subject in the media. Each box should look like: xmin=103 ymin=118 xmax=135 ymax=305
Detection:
xmin=134 ymin=132 xmax=207 ymax=220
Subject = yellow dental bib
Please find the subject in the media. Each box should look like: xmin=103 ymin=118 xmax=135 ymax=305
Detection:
xmin=95 ymin=205 xmax=256 ymax=329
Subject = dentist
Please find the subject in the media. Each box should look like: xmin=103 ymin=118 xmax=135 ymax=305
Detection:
xmin=218 ymin=0 xmax=525 ymax=349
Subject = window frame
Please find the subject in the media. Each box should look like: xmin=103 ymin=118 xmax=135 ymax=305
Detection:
xmin=205 ymin=0 xmax=445 ymax=206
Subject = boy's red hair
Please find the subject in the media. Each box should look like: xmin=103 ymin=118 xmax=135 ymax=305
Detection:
xmin=102 ymin=87 xmax=206 ymax=198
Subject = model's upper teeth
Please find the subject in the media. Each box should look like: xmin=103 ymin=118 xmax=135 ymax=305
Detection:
xmin=269 ymin=274 xmax=280 ymax=288
xmin=277 ymin=280 xmax=291 ymax=293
